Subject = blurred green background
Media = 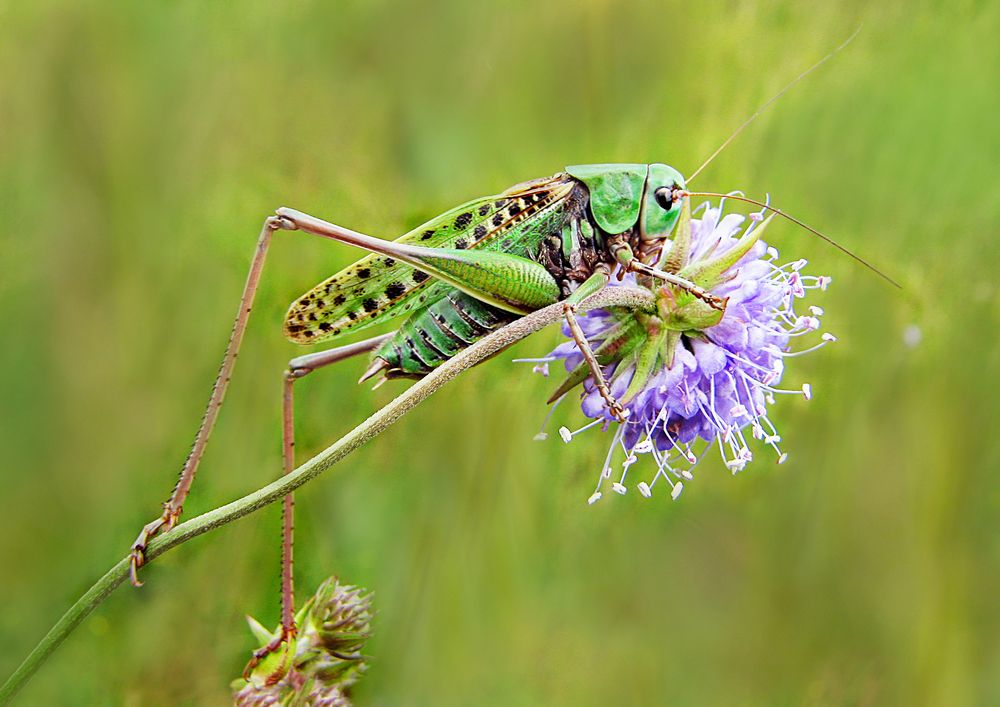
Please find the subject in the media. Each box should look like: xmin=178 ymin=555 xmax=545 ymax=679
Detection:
xmin=1 ymin=0 xmax=998 ymax=704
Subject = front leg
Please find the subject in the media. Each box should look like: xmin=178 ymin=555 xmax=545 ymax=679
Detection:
xmin=605 ymin=234 xmax=726 ymax=311
xmin=562 ymin=268 xmax=628 ymax=423
xmin=628 ymin=260 xmax=727 ymax=311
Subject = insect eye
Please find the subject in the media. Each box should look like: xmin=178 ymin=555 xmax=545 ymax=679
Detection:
xmin=654 ymin=186 xmax=675 ymax=210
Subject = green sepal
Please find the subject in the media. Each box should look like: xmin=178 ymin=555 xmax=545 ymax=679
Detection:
xmin=657 ymin=196 xmax=692 ymax=274
xmin=662 ymin=329 xmax=681 ymax=370
xmin=246 ymin=614 xmax=276 ymax=645
xmin=546 ymin=316 xmax=644 ymax=402
xmin=566 ymin=164 xmax=648 ymax=235
xmin=243 ymin=636 xmax=295 ymax=690
xmin=659 ymin=296 xmax=725 ymax=331
xmin=620 ymin=325 xmax=668 ymax=405
xmin=680 ymin=214 xmax=774 ymax=289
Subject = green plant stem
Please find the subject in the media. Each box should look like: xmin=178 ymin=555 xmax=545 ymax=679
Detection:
xmin=0 ymin=286 xmax=655 ymax=704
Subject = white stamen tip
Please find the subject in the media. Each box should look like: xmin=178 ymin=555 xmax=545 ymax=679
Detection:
xmin=637 ymin=481 xmax=652 ymax=498
xmin=602 ymin=466 xmax=612 ymax=479
xmin=777 ymin=453 xmax=789 ymax=464
xmin=818 ymin=276 xmax=832 ymax=290
xmin=809 ymin=305 xmax=825 ymax=316
xmin=612 ymin=482 xmax=627 ymax=495
xmin=792 ymin=259 xmax=808 ymax=271
xmin=671 ymin=482 xmax=684 ymax=500
xmin=730 ymin=404 xmax=749 ymax=418
xmin=801 ymin=383 xmax=812 ymax=401
xmin=532 ymin=363 xmax=550 ymax=377
xmin=822 ymin=333 xmax=837 ymax=342
xmin=587 ymin=492 xmax=602 ymax=505
xmin=558 ymin=426 xmax=573 ymax=443
xmin=749 ymin=211 xmax=764 ymax=222
xmin=766 ymin=246 xmax=779 ymax=259
xmin=798 ymin=316 xmax=820 ymax=331
xmin=622 ymin=455 xmax=638 ymax=468
xmin=533 ymin=432 xmax=548 ymax=441
xmin=680 ymin=469 xmax=694 ymax=480
xmin=634 ymin=440 xmax=654 ymax=453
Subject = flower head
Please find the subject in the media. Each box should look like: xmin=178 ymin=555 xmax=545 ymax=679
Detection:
xmin=233 ymin=577 xmax=372 ymax=706
xmin=539 ymin=198 xmax=833 ymax=503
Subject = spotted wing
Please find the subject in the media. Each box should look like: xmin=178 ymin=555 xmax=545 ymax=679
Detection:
xmin=283 ymin=173 xmax=577 ymax=344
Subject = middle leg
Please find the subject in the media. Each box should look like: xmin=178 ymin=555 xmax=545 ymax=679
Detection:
xmin=562 ymin=267 xmax=628 ymax=422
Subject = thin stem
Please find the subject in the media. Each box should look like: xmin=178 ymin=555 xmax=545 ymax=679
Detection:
xmin=0 ymin=286 xmax=655 ymax=704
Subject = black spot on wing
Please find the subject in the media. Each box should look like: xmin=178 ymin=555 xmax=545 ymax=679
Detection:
xmin=454 ymin=238 xmax=468 ymax=249
xmin=385 ymin=282 xmax=406 ymax=299
xmin=477 ymin=204 xmax=490 ymax=216
xmin=413 ymin=270 xmax=429 ymax=284
xmin=357 ymin=268 xmax=371 ymax=278
xmin=421 ymin=229 xmax=435 ymax=241
xmin=473 ymin=225 xmax=487 ymax=239
xmin=454 ymin=211 xmax=473 ymax=228
xmin=362 ymin=298 xmax=379 ymax=313
xmin=333 ymin=294 xmax=346 ymax=306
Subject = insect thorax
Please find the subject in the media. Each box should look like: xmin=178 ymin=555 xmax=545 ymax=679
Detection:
xmin=534 ymin=178 xmax=617 ymax=297
xmin=374 ymin=176 xmax=621 ymax=379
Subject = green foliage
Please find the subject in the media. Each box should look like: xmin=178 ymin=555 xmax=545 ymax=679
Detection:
xmin=1 ymin=1 xmax=998 ymax=705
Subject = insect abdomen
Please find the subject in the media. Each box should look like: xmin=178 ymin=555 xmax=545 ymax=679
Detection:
xmin=375 ymin=290 xmax=516 ymax=379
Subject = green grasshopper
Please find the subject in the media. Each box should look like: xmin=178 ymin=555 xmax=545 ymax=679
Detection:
xmin=279 ymin=163 xmax=714 ymax=403
xmin=128 ymin=162 xmax=715 ymax=567
xmin=128 ymin=33 xmax=893 ymax=675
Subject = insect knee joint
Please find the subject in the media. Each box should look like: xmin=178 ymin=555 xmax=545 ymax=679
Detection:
xmin=267 ymin=213 xmax=298 ymax=232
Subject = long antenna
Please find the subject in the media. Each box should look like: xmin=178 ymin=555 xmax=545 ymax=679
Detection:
xmin=687 ymin=26 xmax=862 ymax=184
xmin=683 ymin=190 xmax=900 ymax=288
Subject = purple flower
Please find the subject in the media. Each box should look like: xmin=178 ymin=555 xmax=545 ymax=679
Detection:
xmin=532 ymin=199 xmax=834 ymax=504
